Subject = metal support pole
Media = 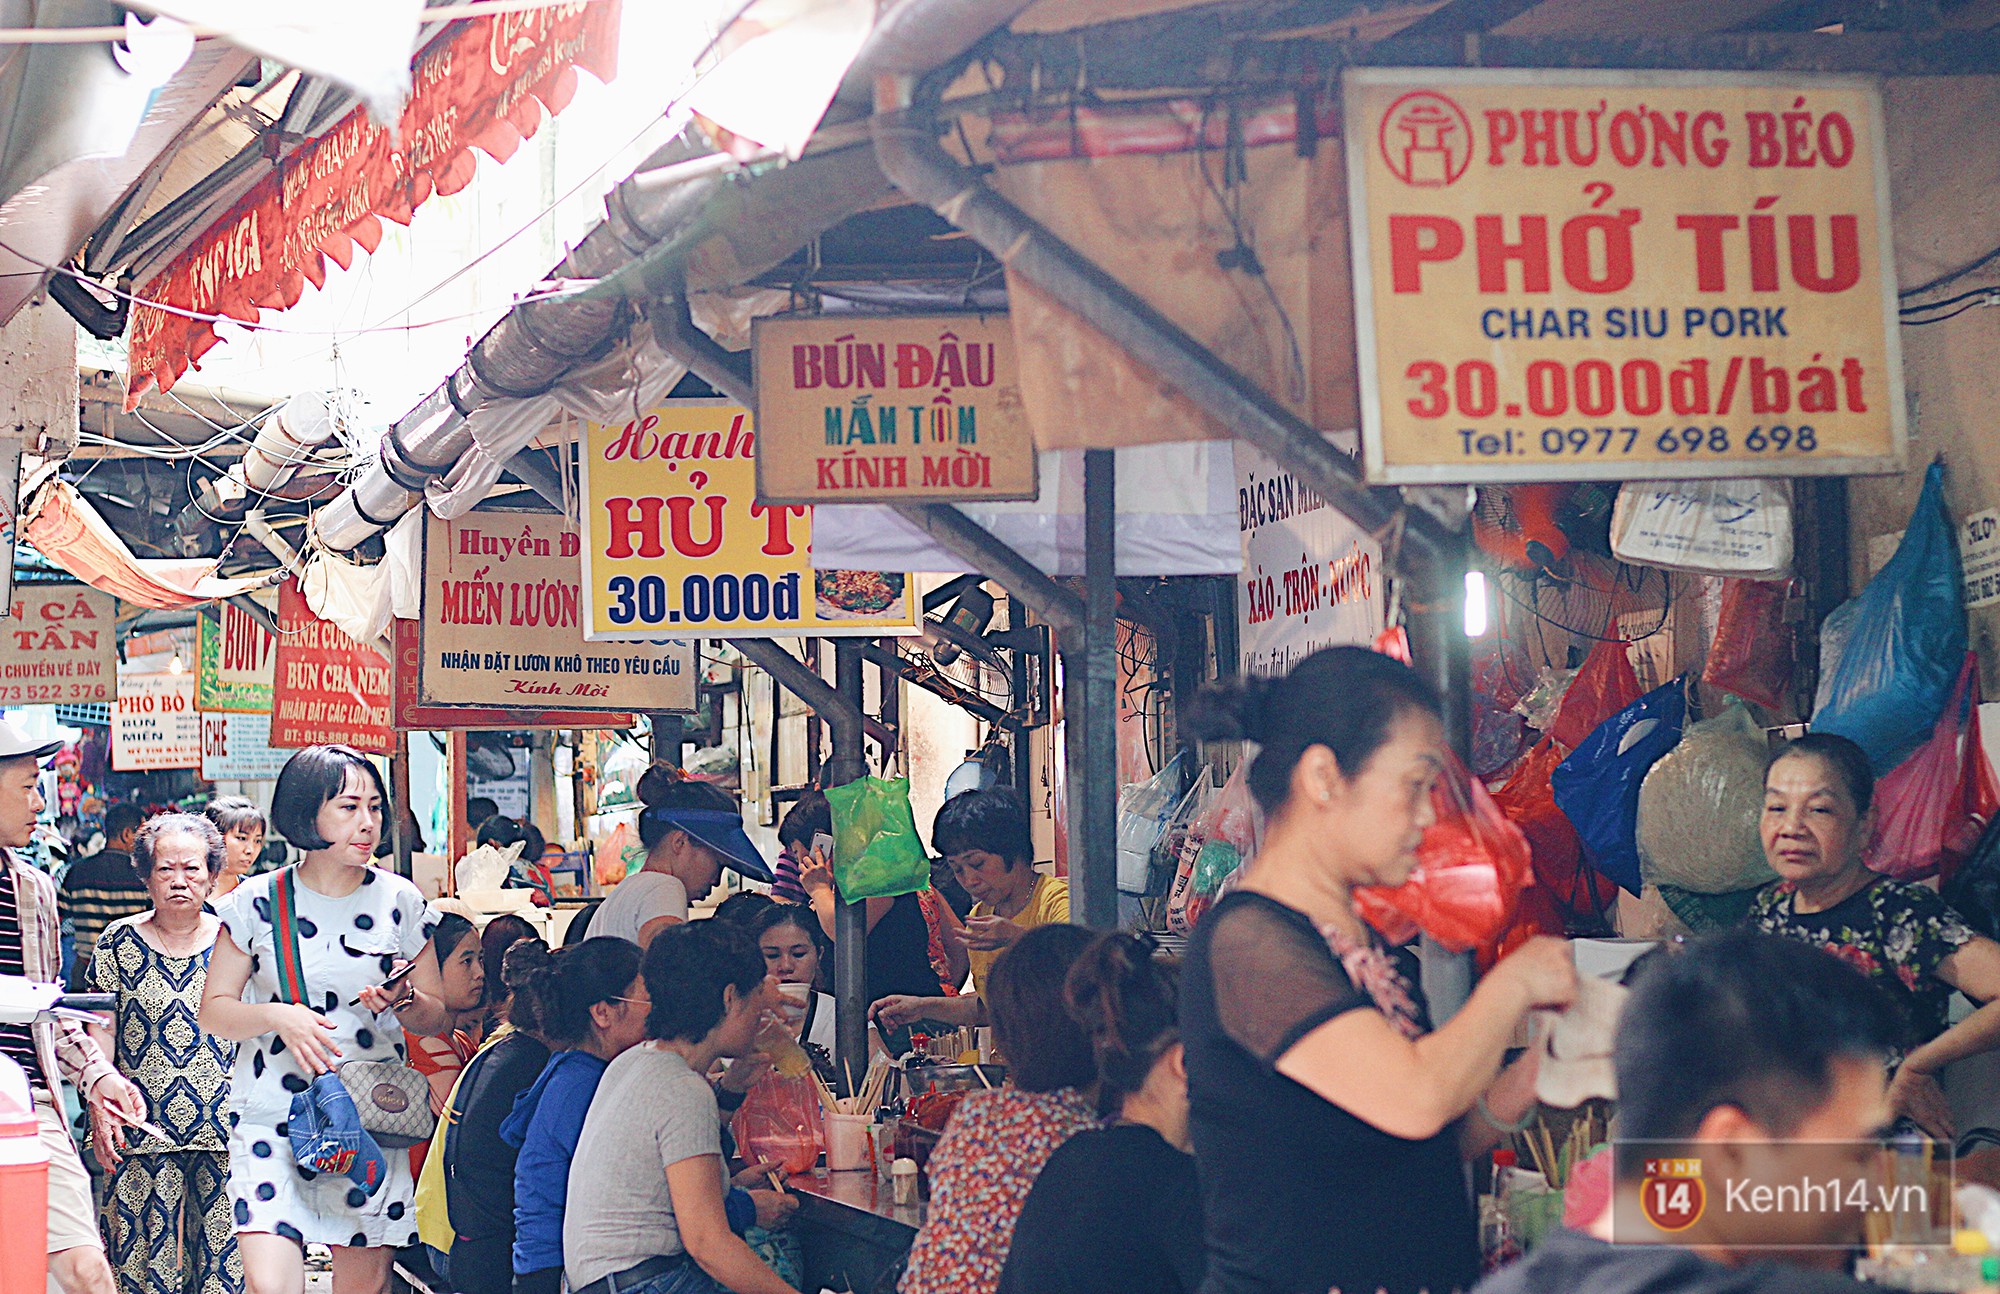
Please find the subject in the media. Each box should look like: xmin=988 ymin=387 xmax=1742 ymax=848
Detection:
xmin=891 ymin=503 xmax=1083 ymax=630
xmin=1069 ymin=451 xmax=1119 ymax=930
xmin=650 ymin=714 xmax=684 ymax=769
xmin=1402 ymin=525 xmax=1475 ymax=764
xmin=830 ymin=640 xmax=869 ymax=1089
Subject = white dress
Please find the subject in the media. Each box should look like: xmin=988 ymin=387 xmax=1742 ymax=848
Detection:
xmin=214 ymin=867 xmax=439 ymax=1248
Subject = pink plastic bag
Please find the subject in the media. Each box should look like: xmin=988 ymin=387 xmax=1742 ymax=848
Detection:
xmin=1355 ymin=750 xmax=1533 ymax=952
xmin=1167 ymin=768 xmax=1253 ymax=936
xmin=731 ymin=1074 xmax=825 ymax=1175
xmin=1870 ymin=653 xmax=2000 ymax=882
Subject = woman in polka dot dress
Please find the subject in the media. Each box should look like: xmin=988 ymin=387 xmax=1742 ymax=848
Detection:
xmin=199 ymin=746 xmax=450 ymax=1294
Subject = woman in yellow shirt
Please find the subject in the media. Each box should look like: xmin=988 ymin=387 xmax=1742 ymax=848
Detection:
xmin=873 ymin=787 xmax=1069 ymax=1033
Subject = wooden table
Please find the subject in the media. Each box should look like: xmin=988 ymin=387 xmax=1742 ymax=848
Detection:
xmin=785 ymin=1169 xmax=924 ymax=1294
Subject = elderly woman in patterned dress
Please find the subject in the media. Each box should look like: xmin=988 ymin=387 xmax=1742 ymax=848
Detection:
xmin=86 ymin=812 xmax=242 ymax=1294
xmin=1752 ymin=732 xmax=2000 ymax=1140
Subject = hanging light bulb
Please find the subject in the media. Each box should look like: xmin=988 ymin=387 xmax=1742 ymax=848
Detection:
xmin=1464 ymin=570 xmax=1489 ymax=638
xmin=169 ymin=649 xmax=186 ymax=675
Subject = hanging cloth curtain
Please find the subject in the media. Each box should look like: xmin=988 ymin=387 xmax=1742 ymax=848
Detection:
xmin=21 ymin=472 xmax=273 ymax=610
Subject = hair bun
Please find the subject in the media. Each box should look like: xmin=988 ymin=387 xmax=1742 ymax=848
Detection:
xmin=636 ymin=764 xmax=679 ymax=808
xmin=501 ymin=938 xmax=555 ymax=991
xmin=1186 ymin=676 xmax=1279 ymax=744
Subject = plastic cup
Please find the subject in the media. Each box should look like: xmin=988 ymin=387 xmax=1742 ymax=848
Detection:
xmin=777 ymin=983 xmax=812 ymax=1005
xmin=892 ymin=1157 xmax=920 ymax=1206
xmin=826 ymin=1112 xmax=871 ymax=1172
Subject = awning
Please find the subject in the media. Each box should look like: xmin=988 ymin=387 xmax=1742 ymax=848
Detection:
xmin=811 ymin=444 xmax=1243 ymax=577
xmin=21 ymin=473 xmax=274 ymax=609
xmin=121 ymin=1 xmax=622 ymax=406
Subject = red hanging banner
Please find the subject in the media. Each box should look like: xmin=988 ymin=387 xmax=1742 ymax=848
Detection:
xmin=123 ymin=1 xmax=621 ymax=405
xmin=272 ymin=580 xmax=394 ymax=753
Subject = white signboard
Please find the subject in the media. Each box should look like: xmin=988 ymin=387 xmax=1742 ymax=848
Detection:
xmin=1236 ymin=440 xmax=1384 ymax=676
xmin=113 ymin=672 xmax=202 ymax=771
xmin=1963 ymin=509 xmax=2000 ymax=611
xmin=201 ymin=712 xmax=290 ymax=780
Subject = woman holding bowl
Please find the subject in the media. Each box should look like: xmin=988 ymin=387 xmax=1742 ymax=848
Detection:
xmin=199 ymin=745 xmax=451 ymax=1294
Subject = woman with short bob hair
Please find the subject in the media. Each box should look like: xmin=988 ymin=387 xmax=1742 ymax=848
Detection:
xmin=564 ymin=921 xmax=799 ymax=1294
xmin=200 ymin=745 xmax=453 ymax=1294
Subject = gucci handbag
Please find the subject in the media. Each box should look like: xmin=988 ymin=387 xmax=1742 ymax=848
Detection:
xmin=273 ymin=868 xmax=439 ymax=1148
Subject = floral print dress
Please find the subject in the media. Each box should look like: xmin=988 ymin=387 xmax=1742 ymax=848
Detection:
xmin=1749 ymin=873 xmax=1979 ymax=1054
xmin=899 ymin=1086 xmax=1100 ymax=1294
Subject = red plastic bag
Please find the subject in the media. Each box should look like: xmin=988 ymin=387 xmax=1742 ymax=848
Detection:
xmin=1492 ymin=738 xmax=1618 ymax=922
xmin=1870 ymin=653 xmax=2000 ymax=882
xmin=731 ymin=1074 xmax=825 ymax=1175
xmin=1355 ymin=750 xmax=1531 ymax=952
xmin=1549 ymin=639 xmax=1643 ymax=752
xmin=1703 ymin=579 xmax=1791 ymax=711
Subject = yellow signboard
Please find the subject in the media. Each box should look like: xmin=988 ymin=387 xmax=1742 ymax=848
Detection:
xmin=580 ymin=403 xmax=921 ymax=640
xmin=1345 ymin=70 xmax=1904 ymax=483
xmin=753 ymin=313 xmax=1038 ymax=505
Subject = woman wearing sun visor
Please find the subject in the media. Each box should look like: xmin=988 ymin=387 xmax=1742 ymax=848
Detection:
xmin=591 ymin=769 xmax=774 ymax=950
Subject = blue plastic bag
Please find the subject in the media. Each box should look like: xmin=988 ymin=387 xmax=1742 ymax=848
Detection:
xmin=1812 ymin=462 xmax=1966 ymax=775
xmin=1551 ymin=678 xmax=1688 ymax=895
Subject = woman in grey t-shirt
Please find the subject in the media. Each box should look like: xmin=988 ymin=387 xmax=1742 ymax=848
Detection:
xmin=564 ymin=921 xmax=799 ymax=1294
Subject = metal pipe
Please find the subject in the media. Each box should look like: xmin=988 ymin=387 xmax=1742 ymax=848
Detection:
xmin=872 ymin=94 xmax=1478 ymax=738
xmin=1072 ymin=449 xmax=1119 ymax=930
xmin=848 ymin=0 xmax=1042 ymax=77
xmin=652 ymin=295 xmax=756 ymax=410
xmin=240 ymin=392 xmax=339 ymax=495
xmin=889 ymin=503 xmax=1084 ymax=630
xmin=830 ymin=639 xmax=869 ymax=1088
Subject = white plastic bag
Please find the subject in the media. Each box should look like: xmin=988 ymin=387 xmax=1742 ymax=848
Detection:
xmin=1117 ymin=754 xmax=1184 ymax=895
xmin=1610 ymin=479 xmax=1793 ymax=580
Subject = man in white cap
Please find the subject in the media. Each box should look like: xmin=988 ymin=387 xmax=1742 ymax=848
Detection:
xmin=0 ymin=719 xmax=144 ymax=1294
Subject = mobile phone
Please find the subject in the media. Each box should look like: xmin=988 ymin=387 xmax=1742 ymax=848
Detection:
xmin=810 ymin=832 xmax=834 ymax=859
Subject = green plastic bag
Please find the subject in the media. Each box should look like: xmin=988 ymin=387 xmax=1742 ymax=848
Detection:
xmin=824 ymin=775 xmax=931 ymax=901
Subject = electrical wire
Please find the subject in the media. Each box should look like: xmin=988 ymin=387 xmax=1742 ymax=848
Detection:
xmin=1897 ymin=284 xmax=2000 ymax=317
xmin=0 ymin=245 xmax=595 ymax=335
xmin=1192 ymin=94 xmax=1308 ymax=408
xmin=1901 ymin=295 xmax=1998 ymax=327
xmin=0 ymin=0 xmax=616 ymax=44
xmin=1899 ymin=244 xmax=2000 ymax=302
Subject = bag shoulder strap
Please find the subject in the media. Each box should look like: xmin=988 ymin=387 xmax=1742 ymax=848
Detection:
xmin=271 ymin=867 xmax=311 ymax=1007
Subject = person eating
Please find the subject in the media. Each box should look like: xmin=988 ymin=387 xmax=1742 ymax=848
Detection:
xmin=900 ymin=923 xmax=1100 ymax=1294
xmin=999 ymin=931 xmax=1202 ymax=1294
xmin=563 ymin=921 xmax=800 ymax=1294
xmin=870 ymin=787 xmax=1064 ymax=1038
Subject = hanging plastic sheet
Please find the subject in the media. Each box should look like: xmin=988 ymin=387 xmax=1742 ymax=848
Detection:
xmin=1551 ymin=679 xmax=1688 ymax=895
xmin=1356 ymin=750 xmax=1532 ymax=953
xmin=1871 ymin=653 xmax=2000 ymax=882
xmin=1812 ymin=461 xmax=1966 ymax=775
xmin=809 ymin=442 xmax=1241 ymax=576
xmin=20 ymin=473 xmax=271 ymax=610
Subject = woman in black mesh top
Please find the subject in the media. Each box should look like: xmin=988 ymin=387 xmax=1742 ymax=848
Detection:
xmin=1181 ymin=647 xmax=1577 ymax=1294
